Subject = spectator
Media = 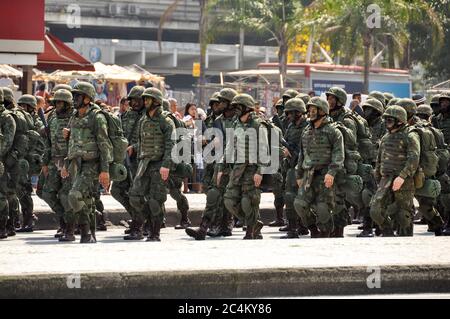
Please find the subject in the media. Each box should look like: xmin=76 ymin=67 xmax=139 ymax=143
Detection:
xmin=35 ymin=83 xmax=51 ymax=109
xmin=169 ymin=98 xmax=182 ymax=119
xmin=350 ymin=99 xmax=365 ymax=117
xmin=352 ymin=92 xmax=362 ymax=103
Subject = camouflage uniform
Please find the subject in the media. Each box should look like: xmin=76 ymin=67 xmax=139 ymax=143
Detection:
xmin=0 ymin=89 xmax=17 ymax=239
xmin=16 ymin=95 xmax=45 ymax=232
xmin=111 ymin=86 xmax=146 ymax=222
xmin=66 ymin=82 xmax=113 ymax=243
xmin=223 ymin=94 xmax=268 ymax=239
xmin=185 ymin=88 xmax=238 ymax=240
xmin=280 ymin=98 xmax=310 ymax=238
xmin=41 ymin=89 xmax=74 ymax=240
xmin=432 ymin=93 xmax=450 ymax=235
xmin=128 ymin=88 xmax=175 ymax=241
xmin=370 ymin=106 xmax=420 ymax=237
xmin=294 ymin=97 xmax=345 ymax=237
xmin=398 ymin=99 xmax=444 ymax=236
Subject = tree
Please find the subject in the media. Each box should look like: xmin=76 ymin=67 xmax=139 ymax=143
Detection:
xmin=221 ymin=0 xmax=308 ymax=91
xmin=308 ymin=0 xmax=443 ymax=93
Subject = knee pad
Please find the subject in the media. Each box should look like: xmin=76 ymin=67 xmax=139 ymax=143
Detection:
xmin=68 ymin=190 xmax=84 ymax=213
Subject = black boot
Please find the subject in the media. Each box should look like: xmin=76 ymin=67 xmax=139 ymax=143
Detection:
xmin=253 ymin=220 xmax=264 ymax=239
xmin=206 ymin=223 xmax=222 ymax=237
xmin=185 ymin=217 xmax=210 ymax=240
xmin=6 ymin=217 xmax=16 ymax=237
xmin=297 ymin=219 xmax=309 ymax=236
xmin=96 ymin=211 xmax=107 ymax=231
xmin=59 ymin=222 xmax=76 ymax=242
xmin=269 ymin=207 xmax=285 ymax=227
xmin=281 ymin=219 xmax=299 ymax=239
xmin=0 ymin=219 xmax=7 ymax=239
xmin=143 ymin=220 xmax=151 ymax=237
xmin=309 ymin=225 xmax=321 ymax=238
xmin=243 ymin=225 xmax=254 ymax=240
xmin=147 ymin=221 xmax=161 ymax=242
xmin=54 ymin=218 xmax=66 ymax=238
xmin=357 ymin=216 xmax=374 ymax=237
xmin=175 ymin=210 xmax=191 ymax=229
xmin=123 ymin=220 xmax=144 ymax=240
xmin=79 ymin=224 xmax=96 ymax=243
xmin=381 ymin=227 xmax=396 ymax=237
xmin=234 ymin=217 xmax=244 ymax=228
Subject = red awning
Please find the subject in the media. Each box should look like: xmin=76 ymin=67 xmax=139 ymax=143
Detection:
xmin=37 ymin=33 xmax=94 ymax=71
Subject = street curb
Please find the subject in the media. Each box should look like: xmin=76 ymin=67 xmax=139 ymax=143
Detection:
xmin=1 ymin=265 xmax=450 ymax=298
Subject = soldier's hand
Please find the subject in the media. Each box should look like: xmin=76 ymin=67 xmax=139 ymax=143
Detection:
xmin=41 ymin=165 xmax=49 ymax=178
xmin=324 ymin=174 xmax=334 ymax=189
xmin=297 ymin=179 xmax=303 ymax=188
xmin=392 ymin=176 xmax=405 ymax=192
xmin=160 ymin=167 xmax=170 ymax=181
xmin=127 ymin=145 xmax=134 ymax=157
xmin=283 ymin=148 xmax=292 ymax=158
xmin=99 ymin=172 xmax=110 ymax=191
xmin=63 ymin=128 xmax=71 ymax=140
xmin=216 ymin=172 xmax=223 ymax=186
xmin=61 ymin=167 xmax=69 ymax=179
xmin=254 ymin=174 xmax=263 ymax=187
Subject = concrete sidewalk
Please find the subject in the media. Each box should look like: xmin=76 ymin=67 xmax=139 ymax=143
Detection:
xmin=1 ymin=224 xmax=449 ymax=298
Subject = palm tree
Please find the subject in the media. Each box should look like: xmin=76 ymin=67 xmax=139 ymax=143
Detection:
xmin=309 ymin=0 xmax=443 ymax=93
xmin=221 ymin=0 xmax=308 ymax=90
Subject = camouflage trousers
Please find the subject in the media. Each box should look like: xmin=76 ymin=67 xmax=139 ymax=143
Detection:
xmin=129 ymin=161 xmax=168 ymax=224
xmin=111 ymin=159 xmax=138 ymax=218
xmin=294 ymin=171 xmax=335 ymax=233
xmin=67 ymin=160 xmax=99 ymax=228
xmin=437 ymin=173 xmax=450 ymax=222
xmin=167 ymin=175 xmax=189 ymax=214
xmin=271 ymin=171 xmax=285 ymax=211
xmin=5 ymin=159 xmax=31 ymax=228
xmin=416 ymin=195 xmax=444 ymax=231
xmin=0 ymin=174 xmax=9 ymax=222
xmin=370 ymin=176 xmax=414 ymax=236
xmin=203 ymin=165 xmax=231 ymax=226
xmin=224 ymin=164 xmax=261 ymax=228
xmin=41 ymin=163 xmax=72 ymax=222
xmin=284 ymin=168 xmax=313 ymax=226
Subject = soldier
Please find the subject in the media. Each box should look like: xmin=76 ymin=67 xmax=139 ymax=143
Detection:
xmin=127 ymin=87 xmax=175 ymax=241
xmin=416 ymin=104 xmax=449 ymax=236
xmin=383 ymin=92 xmax=395 ymax=107
xmin=16 ymin=95 xmax=45 ymax=233
xmin=0 ymin=88 xmax=17 ymax=239
xmin=430 ymin=94 xmax=441 ymax=127
xmin=185 ymin=88 xmax=238 ymax=240
xmin=434 ymin=93 xmax=450 ymax=235
xmin=370 ymin=106 xmax=420 ymax=237
xmin=111 ymin=86 xmax=146 ymax=236
xmin=41 ymin=89 xmax=74 ymax=240
xmin=62 ymin=82 xmax=113 ymax=244
xmin=358 ymin=98 xmax=386 ymax=237
xmin=294 ymin=97 xmax=344 ymax=238
xmin=326 ymin=87 xmax=360 ymax=237
xmin=280 ymin=98 xmax=310 ymax=238
xmin=221 ymin=94 xmax=268 ymax=239
xmin=397 ymin=99 xmax=444 ymax=236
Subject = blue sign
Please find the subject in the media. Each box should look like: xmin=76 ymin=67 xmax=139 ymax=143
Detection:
xmin=368 ymin=81 xmax=411 ymax=98
xmin=89 ymin=47 xmax=102 ymax=63
xmin=312 ymin=80 xmax=363 ymax=96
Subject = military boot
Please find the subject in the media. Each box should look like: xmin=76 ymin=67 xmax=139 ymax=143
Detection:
xmin=331 ymin=227 xmax=344 ymax=238
xmin=96 ymin=211 xmax=107 ymax=231
xmin=269 ymin=207 xmax=285 ymax=227
xmin=243 ymin=225 xmax=254 ymax=240
xmin=206 ymin=223 xmax=222 ymax=237
xmin=297 ymin=219 xmax=310 ymax=236
xmin=309 ymin=225 xmax=321 ymax=238
xmin=185 ymin=217 xmax=210 ymax=240
xmin=357 ymin=216 xmax=374 ymax=237
xmin=175 ymin=209 xmax=192 ymax=230
xmin=143 ymin=220 xmax=151 ymax=237
xmin=234 ymin=217 xmax=244 ymax=228
xmin=443 ymin=222 xmax=450 ymax=236
xmin=54 ymin=217 xmax=66 ymax=238
xmin=253 ymin=220 xmax=264 ymax=239
xmin=123 ymin=220 xmax=144 ymax=240
xmin=6 ymin=217 xmax=16 ymax=237
xmin=380 ymin=227 xmax=396 ymax=237
xmin=79 ymin=224 xmax=96 ymax=244
xmin=320 ymin=229 xmax=331 ymax=238
xmin=0 ymin=219 xmax=7 ymax=239
xmin=147 ymin=221 xmax=161 ymax=242
xmin=59 ymin=223 xmax=76 ymax=242
xmin=16 ymin=214 xmax=34 ymax=233
xmin=281 ymin=219 xmax=299 ymax=239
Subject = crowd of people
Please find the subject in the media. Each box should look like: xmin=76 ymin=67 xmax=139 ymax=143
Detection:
xmin=0 ymin=81 xmax=449 ymax=243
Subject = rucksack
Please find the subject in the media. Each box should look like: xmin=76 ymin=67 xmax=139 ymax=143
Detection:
xmin=428 ymin=126 xmax=449 ymax=176
xmin=332 ymin=121 xmax=361 ymax=175
xmin=344 ymin=110 xmax=375 ymax=163
xmin=90 ymin=108 xmax=128 ymax=164
xmin=409 ymin=124 xmax=439 ymax=178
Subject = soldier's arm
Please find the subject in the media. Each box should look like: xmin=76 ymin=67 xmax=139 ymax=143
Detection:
xmin=0 ymin=115 xmax=16 ymax=158
xmin=256 ymin=124 xmax=269 ymax=175
xmin=42 ymin=136 xmax=52 ymax=166
xmin=327 ymin=127 xmax=345 ymax=177
xmin=161 ymin=117 xmax=176 ymax=169
xmin=295 ymin=135 xmax=305 ymax=179
xmin=399 ymin=131 xmax=421 ymax=179
xmin=94 ymin=113 xmax=113 ymax=172
xmin=374 ymin=139 xmax=382 ymax=181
